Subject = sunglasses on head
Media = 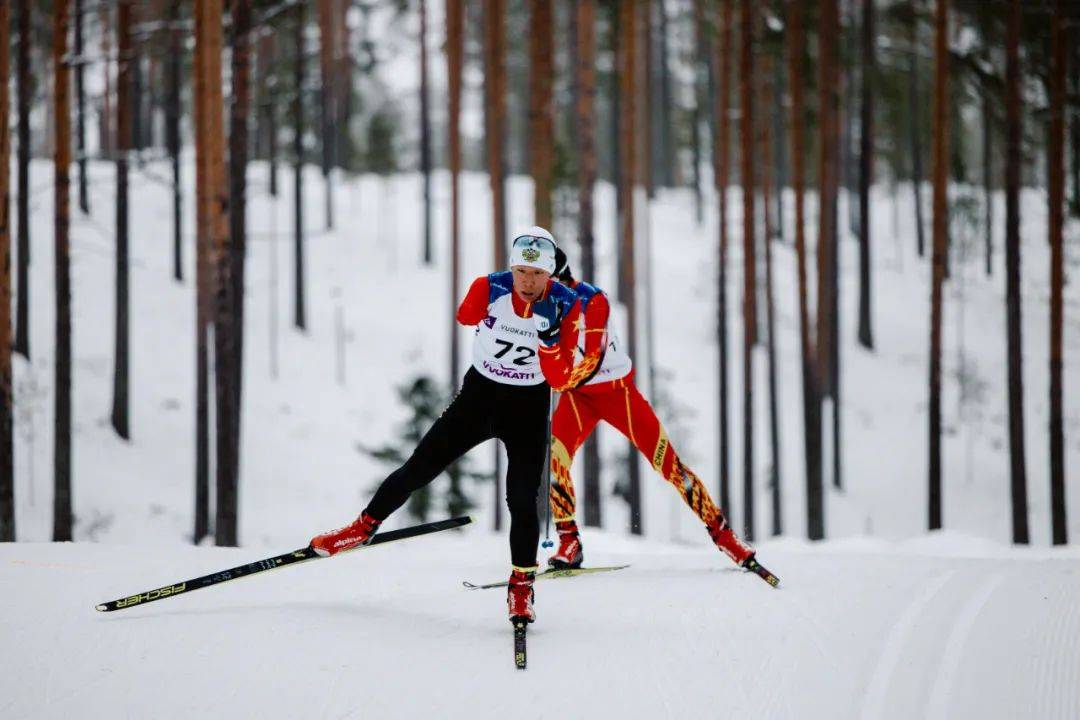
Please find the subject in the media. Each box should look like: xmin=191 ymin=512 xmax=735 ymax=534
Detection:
xmin=512 ymin=235 xmax=556 ymax=255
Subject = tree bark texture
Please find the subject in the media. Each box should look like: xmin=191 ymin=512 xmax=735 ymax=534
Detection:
xmin=0 ymin=0 xmax=14 ymax=541
xmin=618 ymin=0 xmax=641 ymax=535
xmin=74 ymin=0 xmax=88 ymax=214
xmin=420 ymin=0 xmax=432 ymax=263
xmin=528 ymin=0 xmax=554 ymax=229
xmin=715 ymin=0 xmax=733 ymax=517
xmin=857 ymin=0 xmax=874 ymax=350
xmin=739 ymin=0 xmax=756 ymax=541
xmin=759 ymin=31 xmax=782 ymax=538
xmin=113 ymin=0 xmax=133 ymax=442
xmin=927 ymin=0 xmax=949 ymax=532
xmin=483 ymin=0 xmax=508 ymax=269
xmin=53 ymin=0 xmax=74 ymax=542
xmin=788 ymin=0 xmax=823 ymax=540
xmin=294 ymin=2 xmax=307 ymax=330
xmin=1048 ymin=0 xmax=1067 ymax=545
xmin=14 ymin=0 xmax=30 ymax=359
xmin=575 ymin=0 xmax=602 ymax=527
xmin=1003 ymin=0 xmax=1028 ymax=544
xmin=447 ymin=0 xmax=463 ymax=390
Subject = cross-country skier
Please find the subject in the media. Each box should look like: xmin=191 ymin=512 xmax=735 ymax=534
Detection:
xmin=542 ymin=248 xmax=758 ymax=572
xmin=311 ymin=228 xmax=580 ymax=626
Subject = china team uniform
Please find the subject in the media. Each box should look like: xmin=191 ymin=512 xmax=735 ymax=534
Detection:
xmin=546 ymin=282 xmax=728 ymax=535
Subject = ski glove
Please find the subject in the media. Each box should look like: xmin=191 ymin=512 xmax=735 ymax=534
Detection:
xmin=532 ymin=296 xmax=567 ymax=347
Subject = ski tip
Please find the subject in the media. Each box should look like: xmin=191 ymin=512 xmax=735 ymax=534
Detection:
xmin=95 ymin=604 xmax=109 ymax=612
xmin=462 ymin=581 xmax=478 ymax=590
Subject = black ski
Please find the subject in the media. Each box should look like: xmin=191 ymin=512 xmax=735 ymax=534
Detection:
xmin=513 ymin=619 xmax=528 ymax=670
xmin=95 ymin=516 xmax=472 ymax=612
xmin=463 ymin=564 xmax=629 ymax=590
xmin=745 ymin=557 xmax=780 ymax=587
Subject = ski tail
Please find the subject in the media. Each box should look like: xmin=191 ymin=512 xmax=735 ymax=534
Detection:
xmin=513 ymin=619 xmax=528 ymax=670
xmin=745 ymin=557 xmax=780 ymax=588
xmin=95 ymin=516 xmax=472 ymax=612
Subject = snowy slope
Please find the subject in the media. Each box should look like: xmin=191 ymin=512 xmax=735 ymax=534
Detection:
xmin=3 ymin=533 xmax=1080 ymax=719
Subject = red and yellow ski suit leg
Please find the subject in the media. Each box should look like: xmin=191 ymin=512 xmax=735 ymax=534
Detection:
xmin=549 ymin=371 xmax=722 ymax=528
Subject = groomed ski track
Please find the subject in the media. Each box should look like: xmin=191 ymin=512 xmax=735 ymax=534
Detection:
xmin=3 ymin=531 xmax=1079 ymax=719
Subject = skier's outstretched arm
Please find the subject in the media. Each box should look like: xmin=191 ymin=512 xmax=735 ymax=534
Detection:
xmin=456 ymin=276 xmax=491 ymax=326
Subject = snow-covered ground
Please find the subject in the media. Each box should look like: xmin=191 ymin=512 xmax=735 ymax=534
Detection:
xmin=5 ymin=156 xmax=1080 ymax=716
xmin=3 ymin=533 xmax=1079 ymax=719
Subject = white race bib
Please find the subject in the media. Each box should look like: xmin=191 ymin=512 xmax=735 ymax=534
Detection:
xmin=583 ymin=323 xmax=630 ymax=386
xmin=472 ymin=293 xmax=545 ymax=386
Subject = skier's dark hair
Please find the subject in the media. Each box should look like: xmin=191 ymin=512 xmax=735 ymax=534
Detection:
xmin=554 ymin=247 xmax=575 ymax=285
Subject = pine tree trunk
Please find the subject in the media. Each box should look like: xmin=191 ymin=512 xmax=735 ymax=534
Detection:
xmin=842 ymin=0 xmax=859 ymax=240
xmin=817 ymin=0 xmax=838 ymax=404
xmin=214 ymin=0 xmax=248 ymax=548
xmin=1003 ymin=0 xmax=1029 ymax=544
xmin=1071 ymin=41 xmax=1080 ymax=219
xmin=336 ymin=0 xmax=351 ymax=173
xmin=130 ymin=16 xmax=143 ymax=155
xmin=484 ymin=0 xmax=508 ymax=532
xmin=294 ymin=2 xmax=307 ymax=330
xmin=641 ymin=0 xmax=653 ymax=199
xmin=857 ymin=0 xmax=874 ymax=350
xmin=447 ymin=0 xmax=463 ymax=390
xmin=575 ymin=0 xmax=602 ymax=528
xmin=14 ymin=0 xmax=30 ymax=359
xmin=690 ymin=0 xmax=704 ymax=224
xmin=927 ymin=0 xmax=949 ymax=532
xmin=759 ymin=34 xmax=781 ymax=538
xmin=168 ymin=0 xmax=182 ymax=282
xmin=0 ymin=0 xmax=14 ymax=542
xmin=483 ymin=0 xmax=508 ymax=269
xmin=193 ymin=0 xmax=211 ymax=544
xmin=608 ymin=0 xmax=620 ymax=205
xmin=318 ymin=0 xmax=334 ymax=231
xmin=618 ymin=0 xmax=641 ymax=535
xmin=419 ymin=0 xmax=432 ymax=263
xmin=983 ymin=88 xmax=992 ymax=277
xmin=716 ymin=0 xmax=733 ymax=518
xmin=266 ymin=33 xmax=278 ymax=198
xmin=112 ymin=0 xmax=132 ymax=441
xmin=772 ymin=39 xmax=787 ymax=244
xmin=99 ymin=1 xmax=112 ymax=158
xmin=738 ymin=0 xmax=756 ymax=541
xmin=74 ymin=0 xmax=88 ymax=214
xmin=657 ymin=0 xmax=674 ymax=188
xmin=528 ymin=0 xmax=554 ymax=229
xmin=1047 ymin=0 xmax=1067 ymax=546
xmin=790 ymin=0 xmax=823 ymax=539
xmin=908 ymin=8 xmax=926 ymax=258
xmin=53 ymin=0 xmax=73 ymax=542
xmin=206 ymin=0 xmax=232 ymax=543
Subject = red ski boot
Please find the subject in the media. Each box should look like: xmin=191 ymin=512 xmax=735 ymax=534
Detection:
xmin=707 ymin=516 xmax=755 ymax=566
xmin=310 ymin=512 xmax=381 ymax=557
xmin=507 ymin=567 xmax=536 ymax=623
xmin=547 ymin=520 xmax=584 ymax=569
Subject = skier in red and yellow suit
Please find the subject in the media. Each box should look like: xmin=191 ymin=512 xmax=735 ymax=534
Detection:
xmin=541 ymin=249 xmax=755 ymax=570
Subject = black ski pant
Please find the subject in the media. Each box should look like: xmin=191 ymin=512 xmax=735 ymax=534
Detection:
xmin=365 ymin=368 xmax=551 ymax=568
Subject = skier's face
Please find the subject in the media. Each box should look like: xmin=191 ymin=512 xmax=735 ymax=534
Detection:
xmin=511 ymin=266 xmax=552 ymax=303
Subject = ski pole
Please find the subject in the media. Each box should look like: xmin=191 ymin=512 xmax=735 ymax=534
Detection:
xmin=541 ymin=388 xmax=556 ymax=548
